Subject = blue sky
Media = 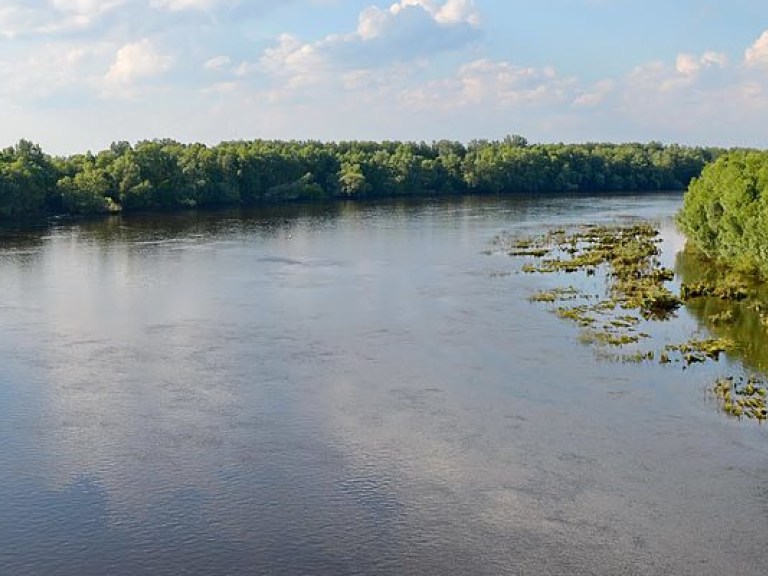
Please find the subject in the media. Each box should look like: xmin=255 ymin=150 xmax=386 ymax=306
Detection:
xmin=1 ymin=0 xmax=767 ymax=154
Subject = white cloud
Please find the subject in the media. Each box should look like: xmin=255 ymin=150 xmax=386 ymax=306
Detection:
xmin=52 ymin=0 xmax=123 ymax=14
xmin=701 ymin=51 xmax=727 ymax=67
xmin=0 ymin=4 xmax=41 ymax=39
xmin=745 ymin=30 xmax=768 ymax=67
xmin=358 ymin=0 xmax=479 ymax=39
xmin=260 ymin=34 xmax=321 ymax=78
xmin=150 ymin=0 xmax=221 ymax=11
xmin=675 ymin=53 xmax=700 ymax=76
xmin=105 ymin=39 xmax=173 ymax=85
xmin=355 ymin=0 xmax=479 ymax=49
xmin=244 ymin=0 xmax=480 ymax=100
xmin=434 ymin=0 xmax=480 ymax=26
xmin=573 ymin=80 xmax=615 ymax=107
xmin=622 ymin=49 xmax=729 ymax=99
xmin=255 ymin=33 xmax=329 ymax=101
xmin=357 ymin=6 xmax=390 ymax=40
xmin=386 ymin=0 xmax=480 ymax=25
xmin=0 ymin=0 xmax=124 ymax=38
xmin=2 ymin=1 xmax=768 ymax=152
xmin=0 ymin=40 xmax=111 ymax=101
xmin=400 ymin=59 xmax=572 ymax=110
xmin=676 ymin=51 xmax=727 ymax=76
xmin=204 ymin=55 xmax=231 ymax=70
xmin=240 ymin=0 xmax=482 ymax=106
xmin=597 ymin=45 xmax=768 ymax=145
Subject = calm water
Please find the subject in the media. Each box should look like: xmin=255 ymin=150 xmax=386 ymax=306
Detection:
xmin=1 ymin=194 xmax=767 ymax=575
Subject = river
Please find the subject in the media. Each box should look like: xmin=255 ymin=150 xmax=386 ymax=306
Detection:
xmin=1 ymin=193 xmax=766 ymax=575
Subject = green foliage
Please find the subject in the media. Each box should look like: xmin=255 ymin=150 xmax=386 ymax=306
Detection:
xmin=0 ymin=140 xmax=57 ymax=218
xmin=338 ymin=162 xmax=369 ymax=196
xmin=58 ymin=169 xmax=115 ymax=215
xmin=265 ymin=173 xmax=324 ymax=201
xmin=678 ymin=151 xmax=768 ymax=277
xmin=0 ymin=136 xmax=728 ymax=220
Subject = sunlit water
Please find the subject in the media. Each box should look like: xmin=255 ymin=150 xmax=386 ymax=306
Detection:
xmin=1 ymin=193 xmax=766 ymax=575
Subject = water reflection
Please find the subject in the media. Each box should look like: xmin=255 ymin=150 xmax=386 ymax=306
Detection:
xmin=1 ymin=193 xmax=768 ymax=575
xmin=676 ymin=247 xmax=768 ymax=374
xmin=0 ymin=475 xmax=109 ymax=574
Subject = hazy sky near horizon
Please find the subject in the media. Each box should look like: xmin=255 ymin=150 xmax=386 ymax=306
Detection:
xmin=1 ymin=0 xmax=767 ymax=154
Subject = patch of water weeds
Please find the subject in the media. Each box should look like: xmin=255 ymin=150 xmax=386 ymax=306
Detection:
xmin=713 ymin=375 xmax=768 ymax=422
xmin=492 ymin=222 xmax=765 ymax=425
xmin=527 ymin=286 xmax=583 ymax=303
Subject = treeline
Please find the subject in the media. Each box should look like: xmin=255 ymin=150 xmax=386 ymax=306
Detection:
xmin=678 ymin=150 xmax=768 ymax=277
xmin=1 ymin=136 xmax=724 ymax=218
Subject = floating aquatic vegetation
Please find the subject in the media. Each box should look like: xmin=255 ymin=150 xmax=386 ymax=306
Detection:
xmin=709 ymin=309 xmax=735 ymax=325
xmin=508 ymin=248 xmax=550 ymax=257
xmin=664 ymin=337 xmax=735 ymax=366
xmin=514 ymin=223 xmax=682 ymax=318
xmin=493 ymin=222 xmax=768 ymax=425
xmin=713 ymin=375 xmax=768 ymax=421
xmin=528 ymin=286 xmax=582 ymax=303
xmin=681 ymin=279 xmax=751 ymax=301
xmin=556 ymin=305 xmax=596 ymax=327
xmin=621 ymin=350 xmax=656 ymax=363
xmin=579 ymin=329 xmax=642 ymax=347
xmin=529 ymin=291 xmax=558 ymax=303
xmin=636 ymin=288 xmax=683 ymax=321
xmin=611 ymin=315 xmax=641 ymax=329
xmin=506 ymin=222 xmax=681 ymax=349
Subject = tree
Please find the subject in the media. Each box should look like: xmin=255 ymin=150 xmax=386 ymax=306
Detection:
xmin=58 ymin=168 xmax=116 ymax=214
xmin=338 ymin=162 xmax=369 ymax=196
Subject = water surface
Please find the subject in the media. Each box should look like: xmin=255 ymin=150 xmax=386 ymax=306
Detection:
xmin=1 ymin=194 xmax=767 ymax=575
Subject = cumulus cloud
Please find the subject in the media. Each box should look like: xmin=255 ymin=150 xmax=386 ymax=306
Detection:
xmin=573 ymin=80 xmax=616 ymax=107
xmin=676 ymin=51 xmax=727 ymax=76
xmin=621 ymin=49 xmax=729 ymax=99
xmin=211 ymin=0 xmax=482 ymax=104
xmin=105 ymin=38 xmax=173 ymax=85
xmin=435 ymin=0 xmax=481 ymax=25
xmin=259 ymin=33 xmax=323 ymax=83
xmin=0 ymin=0 xmax=124 ymax=38
xmin=358 ymin=0 xmax=479 ymax=39
xmin=399 ymin=58 xmax=572 ymax=110
xmin=204 ymin=55 xmax=231 ymax=70
xmin=0 ymin=40 xmax=112 ymax=103
xmin=593 ymin=44 xmax=768 ymax=145
xmin=745 ymin=30 xmax=768 ymax=66
xmin=246 ymin=0 xmax=480 ymax=93
xmin=346 ymin=0 xmax=480 ymax=64
xmin=3 ymin=0 xmax=768 ymax=151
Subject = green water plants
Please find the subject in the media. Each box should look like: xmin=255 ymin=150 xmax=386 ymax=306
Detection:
xmin=714 ymin=375 xmax=768 ymax=421
xmin=497 ymin=221 xmax=768 ymax=425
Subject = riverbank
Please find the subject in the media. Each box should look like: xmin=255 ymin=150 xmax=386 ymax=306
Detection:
xmin=2 ymin=137 xmax=724 ymax=220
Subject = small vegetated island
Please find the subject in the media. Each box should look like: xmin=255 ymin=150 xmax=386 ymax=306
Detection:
xmin=0 ymin=137 xmax=720 ymax=218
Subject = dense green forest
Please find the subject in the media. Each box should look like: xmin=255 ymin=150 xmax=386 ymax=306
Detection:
xmin=1 ymin=137 xmax=724 ymax=219
xmin=678 ymin=151 xmax=768 ymax=278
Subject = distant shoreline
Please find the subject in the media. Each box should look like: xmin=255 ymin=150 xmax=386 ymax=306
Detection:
xmin=0 ymin=137 xmax=732 ymax=221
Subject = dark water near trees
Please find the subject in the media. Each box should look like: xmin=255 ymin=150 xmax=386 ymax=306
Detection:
xmin=1 ymin=193 xmax=767 ymax=575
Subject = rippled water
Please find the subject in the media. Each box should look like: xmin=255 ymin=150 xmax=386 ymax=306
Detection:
xmin=1 ymin=194 xmax=767 ymax=575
